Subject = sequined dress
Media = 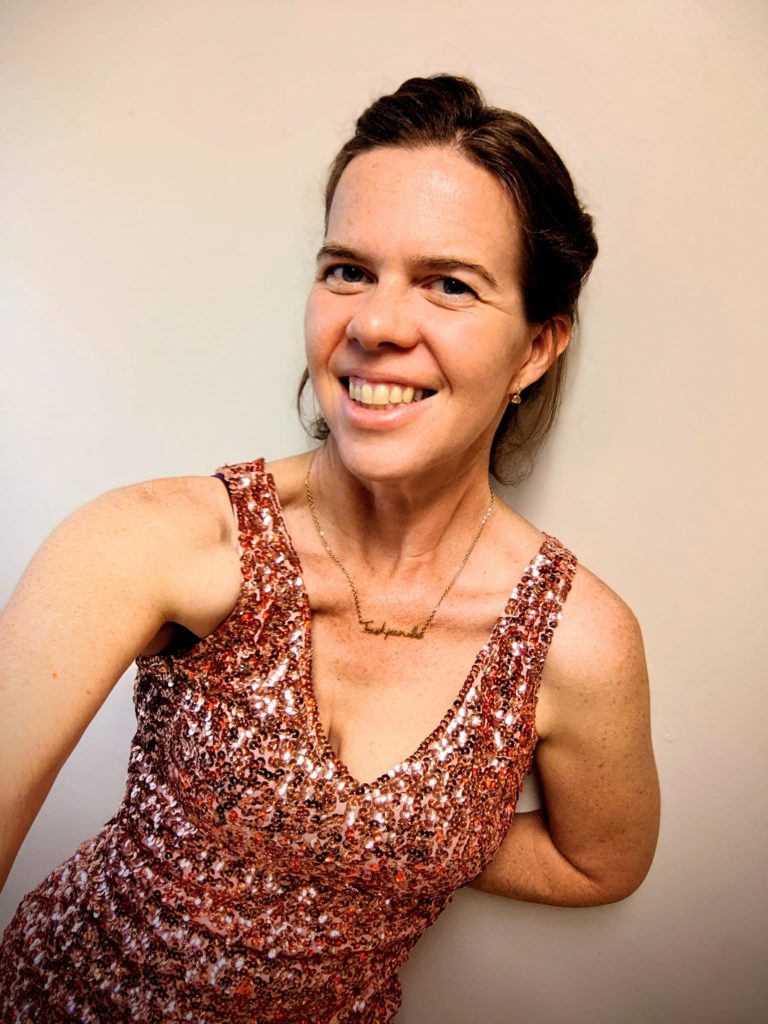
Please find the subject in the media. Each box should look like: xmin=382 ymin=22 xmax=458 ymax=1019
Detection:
xmin=0 ymin=458 xmax=577 ymax=1023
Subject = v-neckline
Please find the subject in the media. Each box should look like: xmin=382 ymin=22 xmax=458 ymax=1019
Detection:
xmin=261 ymin=462 xmax=551 ymax=793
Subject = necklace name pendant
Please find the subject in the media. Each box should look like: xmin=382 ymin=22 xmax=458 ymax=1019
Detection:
xmin=305 ymin=454 xmax=495 ymax=641
xmin=361 ymin=619 xmax=426 ymax=640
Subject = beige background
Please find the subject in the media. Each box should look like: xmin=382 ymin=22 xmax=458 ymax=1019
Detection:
xmin=1 ymin=1 xmax=766 ymax=1021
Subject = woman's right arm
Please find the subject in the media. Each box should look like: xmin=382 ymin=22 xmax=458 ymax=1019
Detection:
xmin=0 ymin=476 xmax=240 ymax=890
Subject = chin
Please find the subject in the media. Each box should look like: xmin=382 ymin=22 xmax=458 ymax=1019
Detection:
xmin=325 ymin=431 xmax=483 ymax=489
xmin=332 ymin=439 xmax=425 ymax=484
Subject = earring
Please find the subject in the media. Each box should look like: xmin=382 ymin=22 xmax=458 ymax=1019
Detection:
xmin=509 ymin=388 xmax=522 ymax=405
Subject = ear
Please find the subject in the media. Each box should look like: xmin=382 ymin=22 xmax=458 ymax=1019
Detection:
xmin=516 ymin=314 xmax=572 ymax=392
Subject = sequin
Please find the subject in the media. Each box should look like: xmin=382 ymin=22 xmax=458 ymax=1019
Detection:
xmin=0 ymin=458 xmax=577 ymax=1023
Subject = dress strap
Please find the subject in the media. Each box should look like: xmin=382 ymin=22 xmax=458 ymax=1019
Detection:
xmin=501 ymin=534 xmax=578 ymax=709
xmin=214 ymin=457 xmax=267 ymax=507
xmin=213 ymin=457 xmax=306 ymax=606
xmin=523 ymin=533 xmax=578 ymax=646
xmin=214 ymin=456 xmax=267 ymax=520
xmin=212 ymin=458 xmax=273 ymax=581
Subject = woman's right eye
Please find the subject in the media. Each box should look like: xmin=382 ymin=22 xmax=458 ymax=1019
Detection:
xmin=323 ymin=263 xmax=368 ymax=285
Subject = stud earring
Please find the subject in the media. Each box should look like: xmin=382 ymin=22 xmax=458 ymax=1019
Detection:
xmin=509 ymin=388 xmax=522 ymax=405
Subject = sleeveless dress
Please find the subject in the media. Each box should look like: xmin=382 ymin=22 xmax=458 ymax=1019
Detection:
xmin=0 ymin=458 xmax=578 ymax=1023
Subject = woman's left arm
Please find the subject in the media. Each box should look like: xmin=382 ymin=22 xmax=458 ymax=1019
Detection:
xmin=468 ymin=571 xmax=660 ymax=907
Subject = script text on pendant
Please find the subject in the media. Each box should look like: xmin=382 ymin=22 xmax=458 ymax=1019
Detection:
xmin=361 ymin=620 xmax=426 ymax=640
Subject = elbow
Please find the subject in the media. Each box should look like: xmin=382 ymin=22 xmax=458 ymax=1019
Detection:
xmin=565 ymin=824 xmax=660 ymax=908
xmin=581 ymin=884 xmax=639 ymax=908
xmin=544 ymin=840 xmax=658 ymax=907
xmin=576 ymin=862 xmax=655 ymax=908
xmin=469 ymin=862 xmax=653 ymax=908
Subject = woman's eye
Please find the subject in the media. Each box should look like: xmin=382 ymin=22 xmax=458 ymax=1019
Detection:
xmin=324 ymin=264 xmax=368 ymax=284
xmin=434 ymin=277 xmax=476 ymax=299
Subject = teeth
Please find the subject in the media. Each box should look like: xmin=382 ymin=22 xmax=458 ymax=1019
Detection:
xmin=347 ymin=377 xmax=429 ymax=408
xmin=372 ymin=384 xmax=389 ymax=406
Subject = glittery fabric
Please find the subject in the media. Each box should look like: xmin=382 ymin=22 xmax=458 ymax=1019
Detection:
xmin=0 ymin=458 xmax=577 ymax=1023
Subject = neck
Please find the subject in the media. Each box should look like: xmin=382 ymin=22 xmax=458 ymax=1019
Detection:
xmin=307 ymin=439 xmax=494 ymax=574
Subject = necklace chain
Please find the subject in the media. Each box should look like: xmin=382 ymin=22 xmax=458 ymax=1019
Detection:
xmin=304 ymin=458 xmax=495 ymax=640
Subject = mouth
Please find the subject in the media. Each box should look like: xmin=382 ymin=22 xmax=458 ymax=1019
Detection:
xmin=343 ymin=375 xmax=437 ymax=409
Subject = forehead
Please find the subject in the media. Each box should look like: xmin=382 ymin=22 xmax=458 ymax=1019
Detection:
xmin=327 ymin=146 xmax=522 ymax=279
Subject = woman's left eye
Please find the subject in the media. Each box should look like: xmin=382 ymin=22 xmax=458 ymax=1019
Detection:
xmin=433 ymin=277 xmax=476 ymax=299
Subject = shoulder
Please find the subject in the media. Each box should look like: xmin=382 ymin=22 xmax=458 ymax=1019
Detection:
xmin=3 ymin=473 xmax=243 ymax=668
xmin=51 ymin=474 xmax=244 ymax=644
xmin=24 ymin=474 xmax=241 ymax=624
xmin=535 ymin=555 xmax=648 ymax=742
xmin=64 ymin=474 xmax=238 ymax=555
xmin=489 ymin=503 xmax=643 ymax=684
xmin=555 ymin=557 xmax=643 ymax=668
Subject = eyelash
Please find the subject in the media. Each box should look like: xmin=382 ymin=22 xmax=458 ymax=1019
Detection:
xmin=320 ymin=263 xmax=478 ymax=299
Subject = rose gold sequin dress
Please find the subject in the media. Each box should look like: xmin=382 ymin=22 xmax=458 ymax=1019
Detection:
xmin=0 ymin=458 xmax=577 ymax=1023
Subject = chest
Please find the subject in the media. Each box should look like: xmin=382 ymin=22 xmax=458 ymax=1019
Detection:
xmin=131 ymin=520 xmax=553 ymax=896
xmin=305 ymin=564 xmax=514 ymax=787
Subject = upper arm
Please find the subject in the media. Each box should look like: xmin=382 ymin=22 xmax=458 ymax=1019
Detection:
xmin=0 ymin=475 xmax=239 ymax=886
xmin=533 ymin=567 xmax=661 ymax=900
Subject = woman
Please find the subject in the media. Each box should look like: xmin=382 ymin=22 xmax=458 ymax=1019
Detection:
xmin=0 ymin=75 xmax=659 ymax=1022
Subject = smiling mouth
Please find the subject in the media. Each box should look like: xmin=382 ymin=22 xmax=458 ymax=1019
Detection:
xmin=344 ymin=375 xmax=436 ymax=409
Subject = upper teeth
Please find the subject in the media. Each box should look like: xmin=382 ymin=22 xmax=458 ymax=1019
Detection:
xmin=348 ymin=377 xmax=425 ymax=406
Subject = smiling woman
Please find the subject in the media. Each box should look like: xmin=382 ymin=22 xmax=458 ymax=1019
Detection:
xmin=300 ymin=75 xmax=599 ymax=485
xmin=0 ymin=75 xmax=659 ymax=1024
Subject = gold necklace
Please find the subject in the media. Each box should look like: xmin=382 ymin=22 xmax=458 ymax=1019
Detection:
xmin=304 ymin=459 xmax=495 ymax=640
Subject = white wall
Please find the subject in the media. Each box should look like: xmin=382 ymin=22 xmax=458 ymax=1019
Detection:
xmin=1 ymin=2 xmax=766 ymax=1021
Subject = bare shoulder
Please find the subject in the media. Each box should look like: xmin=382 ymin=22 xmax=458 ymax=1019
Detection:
xmin=8 ymin=473 xmax=243 ymax=643
xmin=81 ymin=473 xmax=237 ymax=543
xmin=100 ymin=473 xmax=242 ymax=629
xmin=553 ymin=559 xmax=644 ymax=675
xmin=535 ymin=557 xmax=648 ymax=741
xmin=490 ymin=503 xmax=645 ymax=702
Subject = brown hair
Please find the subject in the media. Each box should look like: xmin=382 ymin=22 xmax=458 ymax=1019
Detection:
xmin=298 ymin=74 xmax=598 ymax=483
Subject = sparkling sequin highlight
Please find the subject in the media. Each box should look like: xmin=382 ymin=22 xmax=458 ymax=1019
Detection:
xmin=0 ymin=459 xmax=577 ymax=1022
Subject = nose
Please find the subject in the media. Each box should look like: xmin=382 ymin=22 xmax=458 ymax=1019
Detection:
xmin=345 ymin=280 xmax=420 ymax=351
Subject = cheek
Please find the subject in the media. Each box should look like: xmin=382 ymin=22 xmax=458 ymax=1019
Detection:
xmin=303 ymin=292 xmax=335 ymax=366
xmin=306 ymin=287 xmax=350 ymax=324
xmin=440 ymin=333 xmax=518 ymax=396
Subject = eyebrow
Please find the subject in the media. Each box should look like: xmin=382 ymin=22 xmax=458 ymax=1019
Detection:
xmin=315 ymin=243 xmax=500 ymax=292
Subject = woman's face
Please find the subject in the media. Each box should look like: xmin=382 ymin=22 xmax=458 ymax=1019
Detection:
xmin=304 ymin=145 xmax=543 ymax=485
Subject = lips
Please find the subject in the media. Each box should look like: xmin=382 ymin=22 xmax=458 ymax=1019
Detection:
xmin=345 ymin=375 xmax=435 ymax=409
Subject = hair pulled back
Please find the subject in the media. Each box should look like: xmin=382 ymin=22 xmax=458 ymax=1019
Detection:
xmin=298 ymin=74 xmax=598 ymax=482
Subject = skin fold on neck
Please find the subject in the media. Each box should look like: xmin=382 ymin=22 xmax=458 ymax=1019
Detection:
xmin=306 ymin=437 xmax=500 ymax=581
